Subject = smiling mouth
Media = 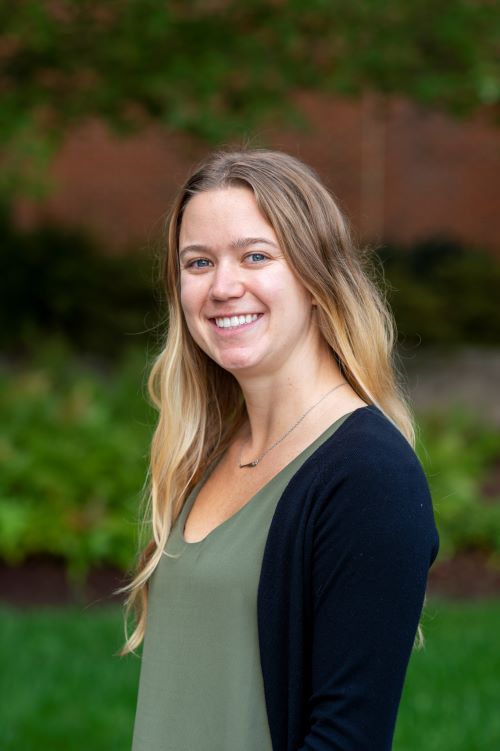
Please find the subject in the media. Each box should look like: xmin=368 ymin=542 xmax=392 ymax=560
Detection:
xmin=210 ymin=313 xmax=262 ymax=330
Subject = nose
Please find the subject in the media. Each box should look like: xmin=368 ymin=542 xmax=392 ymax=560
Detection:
xmin=209 ymin=260 xmax=245 ymax=301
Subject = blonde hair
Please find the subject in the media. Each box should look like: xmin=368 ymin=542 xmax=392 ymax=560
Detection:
xmin=117 ymin=149 xmax=419 ymax=656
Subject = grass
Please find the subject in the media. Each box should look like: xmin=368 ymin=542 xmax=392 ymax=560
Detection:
xmin=0 ymin=605 xmax=140 ymax=750
xmin=394 ymin=598 xmax=500 ymax=751
xmin=1 ymin=599 xmax=499 ymax=750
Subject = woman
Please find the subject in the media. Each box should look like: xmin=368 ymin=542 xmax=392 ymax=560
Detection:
xmin=121 ymin=149 xmax=439 ymax=751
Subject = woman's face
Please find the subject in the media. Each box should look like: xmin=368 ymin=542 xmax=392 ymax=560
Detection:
xmin=178 ymin=186 xmax=317 ymax=377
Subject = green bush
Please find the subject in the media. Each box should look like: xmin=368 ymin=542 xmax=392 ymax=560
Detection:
xmin=0 ymin=342 xmax=155 ymax=578
xmin=416 ymin=408 xmax=500 ymax=559
xmin=0 ymin=345 xmax=499 ymax=576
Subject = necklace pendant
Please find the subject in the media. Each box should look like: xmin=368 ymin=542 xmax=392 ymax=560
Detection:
xmin=240 ymin=459 xmax=259 ymax=468
xmin=237 ymin=380 xmax=347 ymax=470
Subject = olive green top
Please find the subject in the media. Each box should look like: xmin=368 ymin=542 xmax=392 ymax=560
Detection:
xmin=131 ymin=412 xmax=352 ymax=751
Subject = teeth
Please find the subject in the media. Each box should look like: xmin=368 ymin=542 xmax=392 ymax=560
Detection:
xmin=214 ymin=313 xmax=259 ymax=329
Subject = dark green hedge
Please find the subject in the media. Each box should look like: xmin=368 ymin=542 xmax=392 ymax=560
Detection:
xmin=379 ymin=237 xmax=500 ymax=347
xmin=0 ymin=213 xmax=163 ymax=358
xmin=1 ymin=217 xmax=499 ymax=358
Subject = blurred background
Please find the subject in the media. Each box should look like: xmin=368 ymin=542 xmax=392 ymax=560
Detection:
xmin=1 ymin=2 xmax=499 ymax=749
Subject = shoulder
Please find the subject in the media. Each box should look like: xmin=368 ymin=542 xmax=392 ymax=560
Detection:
xmin=300 ymin=404 xmax=439 ymax=565
xmin=274 ymin=404 xmax=438 ymax=554
xmin=310 ymin=404 xmax=428 ymax=493
xmin=284 ymin=404 xmax=436 ymax=539
xmin=261 ymin=405 xmax=439 ymax=607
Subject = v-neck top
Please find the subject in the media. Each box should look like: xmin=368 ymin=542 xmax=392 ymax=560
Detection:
xmin=131 ymin=411 xmax=353 ymax=751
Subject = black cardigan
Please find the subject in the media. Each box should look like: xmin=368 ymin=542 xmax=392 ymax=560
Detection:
xmin=257 ymin=404 xmax=439 ymax=751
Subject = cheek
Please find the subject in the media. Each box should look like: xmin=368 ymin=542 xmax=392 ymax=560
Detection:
xmin=179 ymin=279 xmax=209 ymax=348
xmin=179 ymin=276 xmax=201 ymax=317
xmin=179 ymin=285 xmax=189 ymax=316
xmin=257 ymin=271 xmax=290 ymax=302
xmin=267 ymin=273 xmax=312 ymax=311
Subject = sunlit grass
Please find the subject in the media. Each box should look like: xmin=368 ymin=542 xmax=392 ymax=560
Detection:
xmin=1 ymin=599 xmax=499 ymax=750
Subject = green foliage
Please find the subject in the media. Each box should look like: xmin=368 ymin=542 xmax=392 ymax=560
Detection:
xmin=416 ymin=408 xmax=500 ymax=559
xmin=379 ymin=238 xmax=500 ymax=346
xmin=1 ymin=0 xmax=498 ymax=198
xmin=0 ymin=212 xmax=162 ymax=357
xmin=0 ymin=344 xmax=155 ymax=578
xmin=0 ymin=344 xmax=499 ymax=576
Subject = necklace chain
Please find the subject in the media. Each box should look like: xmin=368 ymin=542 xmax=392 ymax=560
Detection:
xmin=239 ymin=382 xmax=348 ymax=468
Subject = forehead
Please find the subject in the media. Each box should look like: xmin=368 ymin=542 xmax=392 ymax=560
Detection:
xmin=179 ymin=187 xmax=277 ymax=248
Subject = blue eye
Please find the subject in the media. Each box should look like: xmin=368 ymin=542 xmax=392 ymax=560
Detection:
xmin=187 ymin=258 xmax=211 ymax=269
xmin=247 ymin=253 xmax=267 ymax=263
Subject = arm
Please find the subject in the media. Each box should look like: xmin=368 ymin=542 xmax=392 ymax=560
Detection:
xmin=298 ymin=450 xmax=439 ymax=750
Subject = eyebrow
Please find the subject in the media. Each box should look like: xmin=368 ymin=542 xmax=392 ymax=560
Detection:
xmin=179 ymin=237 xmax=279 ymax=259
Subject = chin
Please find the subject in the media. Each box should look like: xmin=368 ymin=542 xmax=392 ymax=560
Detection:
xmin=218 ymin=359 xmax=257 ymax=374
xmin=197 ymin=338 xmax=265 ymax=374
xmin=214 ymin=352 xmax=262 ymax=374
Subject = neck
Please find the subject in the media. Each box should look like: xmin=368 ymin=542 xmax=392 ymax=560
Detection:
xmin=234 ymin=345 xmax=347 ymax=461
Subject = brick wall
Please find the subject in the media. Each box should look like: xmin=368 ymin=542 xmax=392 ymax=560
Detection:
xmin=14 ymin=93 xmax=500 ymax=256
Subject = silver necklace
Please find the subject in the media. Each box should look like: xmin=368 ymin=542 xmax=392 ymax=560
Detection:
xmin=239 ymin=382 xmax=348 ymax=468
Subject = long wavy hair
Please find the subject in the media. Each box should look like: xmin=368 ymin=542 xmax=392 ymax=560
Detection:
xmin=117 ymin=148 xmax=418 ymax=656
